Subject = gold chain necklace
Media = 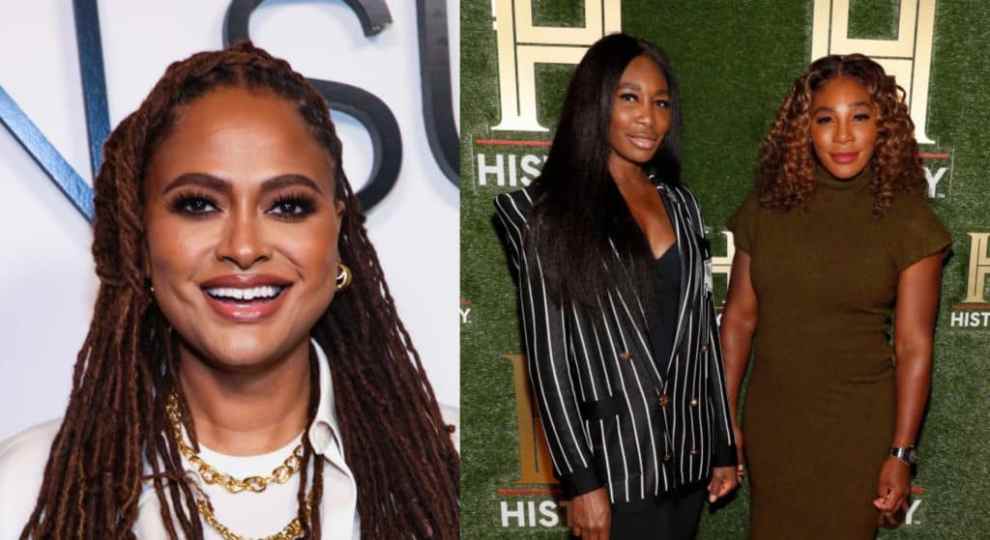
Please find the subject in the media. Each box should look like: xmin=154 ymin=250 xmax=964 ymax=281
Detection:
xmin=165 ymin=391 xmax=305 ymax=494
xmin=165 ymin=391 xmax=315 ymax=539
xmin=194 ymin=496 xmax=310 ymax=540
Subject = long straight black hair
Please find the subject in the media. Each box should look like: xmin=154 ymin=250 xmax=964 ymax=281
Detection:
xmin=528 ymin=33 xmax=683 ymax=306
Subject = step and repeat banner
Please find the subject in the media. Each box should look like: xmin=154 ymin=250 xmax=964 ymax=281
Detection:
xmin=0 ymin=0 xmax=459 ymax=440
xmin=461 ymin=1 xmax=989 ymax=538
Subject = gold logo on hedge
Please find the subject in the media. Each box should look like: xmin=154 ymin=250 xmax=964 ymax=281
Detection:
xmin=950 ymin=233 xmax=990 ymax=328
xmin=961 ymin=233 xmax=990 ymax=305
xmin=491 ymin=0 xmax=621 ymax=132
xmin=505 ymin=353 xmax=557 ymax=486
xmin=811 ymin=0 xmax=937 ymax=144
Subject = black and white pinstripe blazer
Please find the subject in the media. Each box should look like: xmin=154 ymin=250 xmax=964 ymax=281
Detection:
xmin=494 ymin=183 xmax=736 ymax=508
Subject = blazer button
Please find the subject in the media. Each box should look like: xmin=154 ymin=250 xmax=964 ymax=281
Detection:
xmin=701 ymin=344 xmax=709 ymax=352
xmin=690 ymin=447 xmax=699 ymax=456
xmin=658 ymin=392 xmax=670 ymax=409
xmin=690 ymin=398 xmax=698 ymax=407
xmin=663 ymin=451 xmax=672 ymax=461
xmin=620 ymin=351 xmax=632 ymax=361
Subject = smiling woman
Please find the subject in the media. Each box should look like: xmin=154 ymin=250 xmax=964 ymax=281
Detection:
xmin=144 ymin=86 xmax=344 ymax=372
xmin=0 ymin=42 xmax=458 ymax=540
xmin=720 ymin=54 xmax=951 ymax=539
xmin=493 ymin=33 xmax=738 ymax=540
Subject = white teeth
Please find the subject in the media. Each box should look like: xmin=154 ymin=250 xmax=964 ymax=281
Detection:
xmin=206 ymin=286 xmax=284 ymax=301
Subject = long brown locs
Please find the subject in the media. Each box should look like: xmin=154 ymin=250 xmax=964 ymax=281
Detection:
xmin=19 ymin=42 xmax=458 ymax=540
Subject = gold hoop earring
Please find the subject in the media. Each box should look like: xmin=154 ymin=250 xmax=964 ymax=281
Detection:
xmin=336 ymin=263 xmax=352 ymax=290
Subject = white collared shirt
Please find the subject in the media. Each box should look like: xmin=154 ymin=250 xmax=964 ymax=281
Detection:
xmin=0 ymin=340 xmax=360 ymax=539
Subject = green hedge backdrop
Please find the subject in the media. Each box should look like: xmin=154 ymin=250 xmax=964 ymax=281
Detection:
xmin=461 ymin=1 xmax=990 ymax=538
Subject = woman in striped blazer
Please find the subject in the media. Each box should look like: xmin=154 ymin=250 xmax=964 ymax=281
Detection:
xmin=494 ymin=34 xmax=737 ymax=540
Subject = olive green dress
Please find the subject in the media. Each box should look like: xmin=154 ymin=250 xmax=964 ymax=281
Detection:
xmin=727 ymin=169 xmax=951 ymax=539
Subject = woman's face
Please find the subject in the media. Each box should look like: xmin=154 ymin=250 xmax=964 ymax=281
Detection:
xmin=607 ymin=54 xmax=671 ymax=172
xmin=144 ymin=86 xmax=343 ymax=371
xmin=809 ymin=75 xmax=878 ymax=179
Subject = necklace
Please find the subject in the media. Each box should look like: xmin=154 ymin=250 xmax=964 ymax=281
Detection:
xmin=194 ymin=496 xmax=310 ymax=540
xmin=165 ymin=391 xmax=306 ymax=494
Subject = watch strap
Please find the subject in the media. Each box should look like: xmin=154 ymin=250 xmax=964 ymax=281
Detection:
xmin=890 ymin=446 xmax=916 ymax=465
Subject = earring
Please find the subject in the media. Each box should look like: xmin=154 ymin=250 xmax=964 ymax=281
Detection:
xmin=336 ymin=263 xmax=352 ymax=290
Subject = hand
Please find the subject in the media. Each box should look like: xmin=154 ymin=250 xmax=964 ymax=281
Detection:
xmin=732 ymin=423 xmax=746 ymax=481
xmin=707 ymin=466 xmax=739 ymax=503
xmin=873 ymin=457 xmax=911 ymax=521
xmin=567 ymin=487 xmax=610 ymax=540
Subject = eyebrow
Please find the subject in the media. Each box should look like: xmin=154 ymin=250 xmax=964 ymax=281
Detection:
xmin=616 ymin=82 xmax=670 ymax=95
xmin=161 ymin=173 xmax=326 ymax=196
xmin=813 ymin=101 xmax=872 ymax=113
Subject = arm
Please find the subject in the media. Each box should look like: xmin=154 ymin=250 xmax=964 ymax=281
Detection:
xmin=494 ymin=196 xmax=608 ymax=536
xmin=874 ymin=251 xmax=945 ymax=515
xmin=681 ymin=190 xmax=739 ymax=502
xmin=705 ymin=296 xmax=740 ymax=502
xmin=516 ymin=251 xmax=599 ymax=491
xmin=718 ymin=250 xmax=759 ymax=474
xmin=494 ymin=195 xmax=599 ymax=493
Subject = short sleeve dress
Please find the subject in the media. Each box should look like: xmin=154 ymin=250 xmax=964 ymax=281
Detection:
xmin=727 ymin=168 xmax=951 ymax=539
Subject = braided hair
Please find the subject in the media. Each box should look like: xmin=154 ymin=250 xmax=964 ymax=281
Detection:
xmin=19 ymin=41 xmax=458 ymax=539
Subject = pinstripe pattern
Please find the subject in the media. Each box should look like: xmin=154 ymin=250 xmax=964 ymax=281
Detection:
xmin=494 ymin=184 xmax=736 ymax=505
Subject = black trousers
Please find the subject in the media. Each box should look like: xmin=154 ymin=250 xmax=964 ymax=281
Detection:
xmin=595 ymin=482 xmax=707 ymax=540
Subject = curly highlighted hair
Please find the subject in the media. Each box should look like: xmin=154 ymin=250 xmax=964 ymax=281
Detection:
xmin=757 ymin=53 xmax=926 ymax=216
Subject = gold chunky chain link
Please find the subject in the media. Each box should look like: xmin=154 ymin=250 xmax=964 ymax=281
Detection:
xmin=165 ymin=391 xmax=305 ymax=494
xmin=194 ymin=497 xmax=310 ymax=540
xmin=165 ymin=391 xmax=314 ymax=539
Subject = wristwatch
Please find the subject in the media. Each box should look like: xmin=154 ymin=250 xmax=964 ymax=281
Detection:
xmin=889 ymin=446 xmax=917 ymax=465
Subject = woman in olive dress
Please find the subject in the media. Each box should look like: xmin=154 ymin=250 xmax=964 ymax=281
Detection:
xmin=719 ymin=54 xmax=950 ymax=539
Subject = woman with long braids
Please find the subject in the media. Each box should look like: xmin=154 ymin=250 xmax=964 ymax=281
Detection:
xmin=0 ymin=42 xmax=458 ymax=539
xmin=720 ymin=54 xmax=950 ymax=538
xmin=494 ymin=33 xmax=737 ymax=539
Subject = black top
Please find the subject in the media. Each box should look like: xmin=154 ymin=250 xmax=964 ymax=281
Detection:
xmin=647 ymin=244 xmax=681 ymax=374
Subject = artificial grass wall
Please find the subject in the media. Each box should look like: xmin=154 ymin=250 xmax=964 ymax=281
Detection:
xmin=461 ymin=1 xmax=990 ymax=538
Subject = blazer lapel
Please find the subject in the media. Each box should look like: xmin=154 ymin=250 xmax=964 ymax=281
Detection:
xmin=605 ymin=238 xmax=666 ymax=389
xmin=658 ymin=184 xmax=696 ymax=379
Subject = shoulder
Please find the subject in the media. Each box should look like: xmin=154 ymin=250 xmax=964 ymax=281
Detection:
xmin=885 ymin=191 xmax=947 ymax=229
xmin=736 ymin=188 xmax=761 ymax=210
xmin=493 ymin=187 xmax=538 ymax=226
xmin=886 ymin=189 xmax=935 ymax=217
xmin=661 ymin=182 xmax=695 ymax=205
xmin=724 ymin=189 xmax=763 ymax=252
xmin=664 ymin=182 xmax=711 ymax=215
xmin=0 ymin=419 xmax=62 ymax=472
xmin=0 ymin=420 xmax=61 ymax=537
xmin=493 ymin=187 xmax=541 ymax=248
xmin=884 ymin=190 xmax=951 ymax=241
xmin=662 ymin=183 xmax=706 ymax=226
xmin=728 ymin=189 xmax=762 ymax=220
